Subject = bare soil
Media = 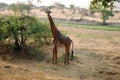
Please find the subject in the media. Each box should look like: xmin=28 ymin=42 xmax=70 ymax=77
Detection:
xmin=0 ymin=26 xmax=120 ymax=80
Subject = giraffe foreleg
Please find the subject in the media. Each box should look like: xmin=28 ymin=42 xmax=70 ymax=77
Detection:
xmin=66 ymin=48 xmax=70 ymax=64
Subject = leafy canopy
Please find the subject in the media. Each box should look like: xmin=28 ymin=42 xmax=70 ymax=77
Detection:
xmin=0 ymin=15 xmax=52 ymax=48
xmin=89 ymin=0 xmax=117 ymax=24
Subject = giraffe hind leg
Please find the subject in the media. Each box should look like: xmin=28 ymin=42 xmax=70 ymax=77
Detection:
xmin=66 ymin=53 xmax=70 ymax=64
xmin=52 ymin=50 xmax=55 ymax=64
xmin=53 ymin=46 xmax=57 ymax=64
xmin=64 ymin=46 xmax=70 ymax=64
xmin=64 ymin=55 xmax=66 ymax=64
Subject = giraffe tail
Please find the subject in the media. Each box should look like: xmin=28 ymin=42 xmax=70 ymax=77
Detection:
xmin=70 ymin=40 xmax=74 ymax=60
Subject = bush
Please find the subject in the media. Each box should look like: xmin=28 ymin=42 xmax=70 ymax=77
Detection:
xmin=0 ymin=15 xmax=52 ymax=57
xmin=25 ymin=46 xmax=45 ymax=61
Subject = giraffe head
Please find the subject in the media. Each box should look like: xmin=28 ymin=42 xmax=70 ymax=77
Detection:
xmin=44 ymin=8 xmax=52 ymax=15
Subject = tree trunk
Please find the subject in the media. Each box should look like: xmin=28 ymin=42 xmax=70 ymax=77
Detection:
xmin=20 ymin=26 xmax=24 ymax=45
xmin=20 ymin=26 xmax=25 ymax=55
xmin=13 ymin=32 xmax=21 ymax=49
xmin=102 ymin=19 xmax=106 ymax=25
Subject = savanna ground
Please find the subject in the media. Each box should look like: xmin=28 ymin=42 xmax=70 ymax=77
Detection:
xmin=0 ymin=23 xmax=120 ymax=80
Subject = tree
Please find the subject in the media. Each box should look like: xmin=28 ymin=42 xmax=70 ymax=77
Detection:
xmin=0 ymin=3 xmax=8 ymax=11
xmin=69 ymin=4 xmax=75 ymax=14
xmin=9 ymin=3 xmax=31 ymax=15
xmin=18 ymin=3 xmax=31 ymax=14
xmin=0 ymin=16 xmax=51 ymax=51
xmin=80 ymin=8 xmax=88 ymax=17
xmin=90 ymin=0 xmax=120 ymax=11
xmin=9 ymin=4 xmax=19 ymax=15
xmin=101 ymin=10 xmax=114 ymax=24
xmin=69 ymin=4 xmax=74 ymax=9
xmin=90 ymin=0 xmax=117 ymax=24
xmin=27 ymin=0 xmax=41 ymax=5
xmin=89 ymin=10 xmax=95 ymax=17
xmin=52 ymin=2 xmax=65 ymax=9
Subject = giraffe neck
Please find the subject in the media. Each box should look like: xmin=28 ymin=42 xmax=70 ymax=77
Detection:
xmin=48 ymin=15 xmax=55 ymax=27
xmin=47 ymin=15 xmax=58 ymax=37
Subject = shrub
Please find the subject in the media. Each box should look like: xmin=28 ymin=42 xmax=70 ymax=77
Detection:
xmin=0 ymin=15 xmax=52 ymax=57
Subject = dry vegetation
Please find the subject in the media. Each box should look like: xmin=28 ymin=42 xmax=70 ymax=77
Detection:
xmin=0 ymin=8 xmax=120 ymax=80
xmin=30 ymin=8 xmax=120 ymax=23
xmin=0 ymin=26 xmax=120 ymax=80
xmin=1 ymin=8 xmax=120 ymax=23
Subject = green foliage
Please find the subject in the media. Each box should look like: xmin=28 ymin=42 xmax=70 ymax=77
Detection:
xmin=58 ymin=54 xmax=65 ymax=63
xmin=9 ymin=4 xmax=18 ymax=15
xmin=69 ymin=4 xmax=74 ymax=9
xmin=0 ymin=3 xmax=8 ymax=11
xmin=100 ymin=10 xmax=114 ymax=24
xmin=57 ymin=22 xmax=120 ymax=31
xmin=18 ymin=3 xmax=31 ymax=13
xmin=27 ymin=21 xmax=52 ymax=46
xmin=61 ymin=30 xmax=67 ymax=35
xmin=0 ymin=15 xmax=52 ymax=50
xmin=0 ymin=15 xmax=51 ymax=60
xmin=90 ymin=0 xmax=116 ymax=24
xmin=90 ymin=0 xmax=119 ymax=11
xmin=0 ymin=28 xmax=4 ymax=40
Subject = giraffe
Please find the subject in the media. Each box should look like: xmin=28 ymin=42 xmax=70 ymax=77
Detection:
xmin=44 ymin=9 xmax=74 ymax=64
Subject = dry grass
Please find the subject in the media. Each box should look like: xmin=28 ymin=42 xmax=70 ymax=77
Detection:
xmin=0 ymin=8 xmax=120 ymax=80
xmin=0 ymin=26 xmax=120 ymax=80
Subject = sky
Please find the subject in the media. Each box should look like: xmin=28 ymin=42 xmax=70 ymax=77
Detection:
xmin=0 ymin=0 xmax=91 ymax=8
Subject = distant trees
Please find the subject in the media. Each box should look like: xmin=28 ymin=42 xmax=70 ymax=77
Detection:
xmin=89 ymin=10 xmax=95 ymax=17
xmin=0 ymin=3 xmax=8 ymax=11
xmin=9 ymin=3 xmax=31 ymax=15
xmin=80 ymin=8 xmax=88 ymax=17
xmin=27 ymin=0 xmax=41 ymax=5
xmin=69 ymin=4 xmax=74 ymax=9
xmin=0 ymin=2 xmax=33 ymax=16
xmin=90 ymin=0 xmax=119 ymax=24
xmin=52 ymin=2 xmax=65 ymax=9
xmin=69 ymin=4 xmax=76 ymax=14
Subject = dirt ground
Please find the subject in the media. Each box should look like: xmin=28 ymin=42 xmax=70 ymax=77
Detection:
xmin=0 ymin=26 xmax=120 ymax=80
